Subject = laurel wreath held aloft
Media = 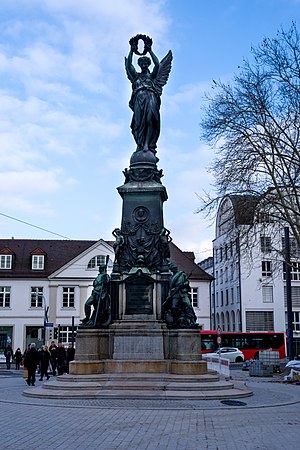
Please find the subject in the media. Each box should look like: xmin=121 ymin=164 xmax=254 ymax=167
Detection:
xmin=129 ymin=34 xmax=152 ymax=55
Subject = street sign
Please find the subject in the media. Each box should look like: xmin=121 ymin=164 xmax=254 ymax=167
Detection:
xmin=217 ymin=325 xmax=222 ymax=335
xmin=45 ymin=322 xmax=54 ymax=327
xmin=217 ymin=336 xmax=222 ymax=345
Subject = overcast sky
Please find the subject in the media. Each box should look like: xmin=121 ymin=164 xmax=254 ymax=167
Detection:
xmin=1 ymin=0 xmax=300 ymax=261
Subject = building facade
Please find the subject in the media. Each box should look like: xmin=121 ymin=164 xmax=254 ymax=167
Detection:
xmin=211 ymin=195 xmax=300 ymax=354
xmin=0 ymin=238 xmax=212 ymax=353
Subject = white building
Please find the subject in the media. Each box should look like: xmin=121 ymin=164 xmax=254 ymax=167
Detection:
xmin=211 ymin=195 xmax=300 ymax=354
xmin=0 ymin=238 xmax=212 ymax=353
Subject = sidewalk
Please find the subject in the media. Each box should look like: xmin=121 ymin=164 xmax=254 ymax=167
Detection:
xmin=0 ymin=368 xmax=299 ymax=449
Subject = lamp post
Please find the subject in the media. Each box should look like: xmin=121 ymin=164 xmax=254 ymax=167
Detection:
xmin=284 ymin=227 xmax=294 ymax=360
xmin=34 ymin=292 xmax=48 ymax=345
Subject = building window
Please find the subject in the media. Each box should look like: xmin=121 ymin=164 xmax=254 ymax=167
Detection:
xmin=190 ymin=287 xmax=198 ymax=307
xmin=231 ymin=311 xmax=236 ymax=331
xmin=283 ymin=262 xmax=300 ymax=281
xmin=215 ymin=270 xmax=218 ymax=285
xmin=58 ymin=326 xmax=77 ymax=344
xmin=285 ymin=311 xmax=300 ymax=331
xmin=0 ymin=287 xmax=11 ymax=308
xmin=262 ymin=261 xmax=272 ymax=277
xmin=87 ymin=255 xmax=106 ymax=269
xmin=225 ymin=289 xmax=229 ymax=305
xmin=220 ymin=269 xmax=223 ymax=284
xmin=236 ymin=285 xmax=240 ymax=304
xmin=221 ymin=290 xmax=224 ymax=306
xmin=282 ymin=237 xmax=300 ymax=258
xmin=230 ymin=264 xmax=234 ymax=280
xmin=62 ymin=287 xmax=75 ymax=308
xmin=284 ymin=286 xmax=300 ymax=307
xmin=31 ymin=287 xmax=44 ymax=308
xmin=216 ymin=292 xmax=219 ymax=307
xmin=224 ymin=267 xmax=228 ymax=282
xmin=32 ymin=255 xmax=44 ymax=270
xmin=258 ymin=212 xmax=273 ymax=224
xmin=0 ymin=255 xmax=12 ymax=269
xmin=262 ymin=285 xmax=273 ymax=303
xmin=231 ymin=287 xmax=234 ymax=304
xmin=260 ymin=236 xmax=272 ymax=253
xmin=246 ymin=311 xmax=274 ymax=331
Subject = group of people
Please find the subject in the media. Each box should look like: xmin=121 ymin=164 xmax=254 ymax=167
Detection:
xmin=4 ymin=345 xmax=22 ymax=370
xmin=4 ymin=341 xmax=75 ymax=387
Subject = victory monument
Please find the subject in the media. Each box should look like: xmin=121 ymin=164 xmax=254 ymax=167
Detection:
xmin=24 ymin=35 xmax=251 ymax=399
xmin=75 ymin=34 xmax=201 ymax=372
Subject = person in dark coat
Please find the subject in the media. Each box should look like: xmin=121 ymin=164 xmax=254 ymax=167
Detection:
xmin=4 ymin=345 xmax=12 ymax=370
xmin=49 ymin=341 xmax=57 ymax=376
xmin=56 ymin=342 xmax=67 ymax=375
xmin=24 ymin=343 xmax=39 ymax=386
xmin=66 ymin=344 xmax=75 ymax=374
xmin=39 ymin=345 xmax=50 ymax=381
xmin=14 ymin=348 xmax=22 ymax=370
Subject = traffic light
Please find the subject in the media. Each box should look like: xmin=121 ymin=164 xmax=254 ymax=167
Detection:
xmin=54 ymin=327 xmax=58 ymax=340
xmin=47 ymin=327 xmax=54 ymax=341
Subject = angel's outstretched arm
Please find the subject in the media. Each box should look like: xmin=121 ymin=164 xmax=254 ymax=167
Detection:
xmin=125 ymin=48 xmax=137 ymax=80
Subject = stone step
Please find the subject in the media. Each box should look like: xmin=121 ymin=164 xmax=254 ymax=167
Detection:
xmin=41 ymin=379 xmax=234 ymax=392
xmin=23 ymin=386 xmax=252 ymax=400
xmin=58 ymin=371 xmax=220 ymax=384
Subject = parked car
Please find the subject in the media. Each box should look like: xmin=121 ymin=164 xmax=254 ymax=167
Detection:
xmin=202 ymin=347 xmax=244 ymax=363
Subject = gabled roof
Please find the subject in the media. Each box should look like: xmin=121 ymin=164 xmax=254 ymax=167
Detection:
xmin=0 ymin=239 xmax=96 ymax=278
xmin=0 ymin=238 xmax=212 ymax=281
xmin=169 ymin=242 xmax=212 ymax=281
xmin=31 ymin=247 xmax=47 ymax=255
xmin=0 ymin=246 xmax=15 ymax=255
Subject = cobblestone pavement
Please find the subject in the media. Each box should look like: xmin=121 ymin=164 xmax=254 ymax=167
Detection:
xmin=0 ymin=368 xmax=299 ymax=449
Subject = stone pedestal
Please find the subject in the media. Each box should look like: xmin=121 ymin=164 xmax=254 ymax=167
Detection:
xmin=70 ymin=321 xmax=204 ymax=376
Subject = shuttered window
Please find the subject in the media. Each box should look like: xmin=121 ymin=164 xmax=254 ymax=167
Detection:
xmin=246 ymin=311 xmax=274 ymax=331
xmin=284 ymin=286 xmax=300 ymax=307
xmin=262 ymin=285 xmax=273 ymax=303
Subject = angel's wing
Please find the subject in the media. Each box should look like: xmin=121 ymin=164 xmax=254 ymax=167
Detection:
xmin=155 ymin=50 xmax=173 ymax=95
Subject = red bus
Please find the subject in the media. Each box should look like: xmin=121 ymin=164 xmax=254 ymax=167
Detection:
xmin=200 ymin=330 xmax=286 ymax=360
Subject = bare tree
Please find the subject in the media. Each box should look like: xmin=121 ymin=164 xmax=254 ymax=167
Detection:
xmin=200 ymin=23 xmax=300 ymax=248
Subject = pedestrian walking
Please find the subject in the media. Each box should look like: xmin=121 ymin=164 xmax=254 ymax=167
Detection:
xmin=4 ymin=345 xmax=12 ymax=370
xmin=49 ymin=341 xmax=57 ymax=376
xmin=39 ymin=345 xmax=51 ymax=381
xmin=56 ymin=342 xmax=67 ymax=375
xmin=24 ymin=343 xmax=39 ymax=386
xmin=14 ymin=348 xmax=22 ymax=370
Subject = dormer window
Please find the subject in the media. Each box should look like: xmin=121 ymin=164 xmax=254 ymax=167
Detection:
xmin=0 ymin=247 xmax=14 ymax=269
xmin=32 ymin=255 xmax=45 ymax=270
xmin=0 ymin=254 xmax=12 ymax=269
xmin=31 ymin=248 xmax=46 ymax=270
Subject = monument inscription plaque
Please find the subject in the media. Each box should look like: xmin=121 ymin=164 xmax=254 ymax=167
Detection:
xmin=125 ymin=276 xmax=153 ymax=314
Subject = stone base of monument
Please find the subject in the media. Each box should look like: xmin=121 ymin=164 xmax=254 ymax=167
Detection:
xmin=23 ymin=322 xmax=252 ymax=400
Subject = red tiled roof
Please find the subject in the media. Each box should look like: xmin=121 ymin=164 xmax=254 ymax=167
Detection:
xmin=0 ymin=239 xmax=96 ymax=278
xmin=169 ymin=243 xmax=212 ymax=281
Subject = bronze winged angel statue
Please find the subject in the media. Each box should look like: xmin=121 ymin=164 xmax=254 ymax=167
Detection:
xmin=125 ymin=34 xmax=172 ymax=154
